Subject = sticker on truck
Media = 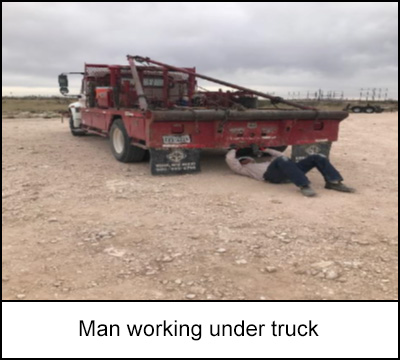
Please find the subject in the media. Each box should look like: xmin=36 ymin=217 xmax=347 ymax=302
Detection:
xmin=163 ymin=135 xmax=191 ymax=144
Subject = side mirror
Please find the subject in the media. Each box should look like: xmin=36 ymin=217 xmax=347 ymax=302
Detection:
xmin=58 ymin=74 xmax=69 ymax=95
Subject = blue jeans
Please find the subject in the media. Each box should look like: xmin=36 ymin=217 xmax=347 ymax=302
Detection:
xmin=263 ymin=155 xmax=344 ymax=187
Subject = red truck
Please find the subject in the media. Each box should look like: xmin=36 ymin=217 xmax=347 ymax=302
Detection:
xmin=58 ymin=55 xmax=348 ymax=175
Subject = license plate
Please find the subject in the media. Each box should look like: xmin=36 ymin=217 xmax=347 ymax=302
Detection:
xmin=163 ymin=135 xmax=191 ymax=144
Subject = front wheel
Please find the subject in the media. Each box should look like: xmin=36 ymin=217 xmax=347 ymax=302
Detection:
xmin=110 ymin=119 xmax=146 ymax=163
xmin=69 ymin=116 xmax=86 ymax=136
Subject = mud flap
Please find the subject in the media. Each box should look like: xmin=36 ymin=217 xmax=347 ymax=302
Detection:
xmin=291 ymin=142 xmax=332 ymax=162
xmin=150 ymin=148 xmax=201 ymax=175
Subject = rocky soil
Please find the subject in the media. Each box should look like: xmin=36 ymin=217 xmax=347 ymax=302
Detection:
xmin=2 ymin=113 xmax=398 ymax=300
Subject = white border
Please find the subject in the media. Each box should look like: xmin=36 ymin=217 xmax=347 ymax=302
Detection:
xmin=2 ymin=301 xmax=398 ymax=358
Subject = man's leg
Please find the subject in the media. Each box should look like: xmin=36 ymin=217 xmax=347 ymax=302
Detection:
xmin=296 ymin=154 xmax=355 ymax=193
xmin=265 ymin=156 xmax=311 ymax=187
xmin=295 ymin=154 xmax=343 ymax=183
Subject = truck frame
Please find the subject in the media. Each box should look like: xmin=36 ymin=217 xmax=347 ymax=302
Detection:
xmin=59 ymin=55 xmax=348 ymax=175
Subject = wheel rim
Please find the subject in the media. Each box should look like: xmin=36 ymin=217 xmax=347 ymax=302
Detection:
xmin=113 ymin=128 xmax=125 ymax=154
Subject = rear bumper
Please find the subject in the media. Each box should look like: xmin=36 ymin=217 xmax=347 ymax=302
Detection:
xmin=151 ymin=109 xmax=348 ymax=122
xmin=148 ymin=109 xmax=348 ymax=149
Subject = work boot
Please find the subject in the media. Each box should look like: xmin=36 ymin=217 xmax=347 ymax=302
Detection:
xmin=300 ymin=185 xmax=317 ymax=197
xmin=325 ymin=181 xmax=355 ymax=193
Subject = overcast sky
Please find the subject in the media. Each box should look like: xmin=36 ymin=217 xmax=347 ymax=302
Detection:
xmin=2 ymin=2 xmax=398 ymax=99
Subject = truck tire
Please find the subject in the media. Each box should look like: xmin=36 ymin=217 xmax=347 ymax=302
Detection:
xmin=69 ymin=116 xmax=86 ymax=136
xmin=364 ymin=106 xmax=375 ymax=114
xmin=351 ymin=106 xmax=362 ymax=113
xmin=110 ymin=119 xmax=146 ymax=163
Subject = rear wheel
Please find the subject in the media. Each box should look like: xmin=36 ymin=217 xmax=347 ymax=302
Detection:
xmin=110 ymin=119 xmax=146 ymax=163
xmin=364 ymin=107 xmax=375 ymax=113
xmin=351 ymin=106 xmax=362 ymax=113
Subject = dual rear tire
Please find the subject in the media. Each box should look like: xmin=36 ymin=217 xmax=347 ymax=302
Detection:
xmin=351 ymin=106 xmax=378 ymax=114
xmin=110 ymin=119 xmax=146 ymax=163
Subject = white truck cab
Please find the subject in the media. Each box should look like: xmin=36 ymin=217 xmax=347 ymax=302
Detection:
xmin=58 ymin=72 xmax=87 ymax=135
xmin=69 ymin=95 xmax=86 ymax=128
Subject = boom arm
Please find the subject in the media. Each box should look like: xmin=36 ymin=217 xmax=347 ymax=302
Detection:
xmin=128 ymin=55 xmax=315 ymax=111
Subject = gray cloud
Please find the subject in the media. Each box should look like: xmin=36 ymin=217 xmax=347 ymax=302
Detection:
xmin=2 ymin=2 xmax=398 ymax=98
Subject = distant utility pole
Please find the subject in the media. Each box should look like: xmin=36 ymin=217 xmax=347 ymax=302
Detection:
xmin=384 ymin=88 xmax=389 ymax=101
xmin=372 ymin=88 xmax=376 ymax=101
xmin=366 ymin=88 xmax=370 ymax=102
xmin=360 ymin=88 xmax=363 ymax=102
xmin=318 ymin=89 xmax=323 ymax=101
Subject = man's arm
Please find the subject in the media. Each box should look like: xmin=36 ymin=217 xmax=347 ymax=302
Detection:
xmin=225 ymin=149 xmax=248 ymax=175
xmin=262 ymin=148 xmax=286 ymax=157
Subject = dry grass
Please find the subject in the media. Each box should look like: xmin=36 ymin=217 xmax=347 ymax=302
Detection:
xmin=2 ymin=97 xmax=397 ymax=117
xmin=2 ymin=97 xmax=74 ymax=114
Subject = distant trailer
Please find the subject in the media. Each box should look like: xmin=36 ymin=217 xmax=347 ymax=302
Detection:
xmin=345 ymin=104 xmax=384 ymax=114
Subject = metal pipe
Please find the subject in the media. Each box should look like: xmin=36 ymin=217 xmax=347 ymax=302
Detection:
xmin=151 ymin=109 xmax=348 ymax=122
xmin=128 ymin=56 xmax=148 ymax=112
xmin=128 ymin=55 xmax=315 ymax=111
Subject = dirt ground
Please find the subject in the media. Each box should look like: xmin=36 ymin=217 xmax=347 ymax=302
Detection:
xmin=2 ymin=113 xmax=398 ymax=300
